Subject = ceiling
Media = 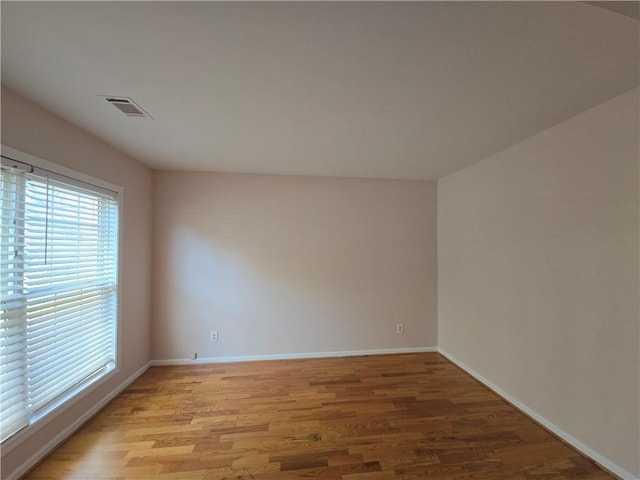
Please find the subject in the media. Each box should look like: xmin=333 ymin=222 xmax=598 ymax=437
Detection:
xmin=1 ymin=2 xmax=638 ymax=180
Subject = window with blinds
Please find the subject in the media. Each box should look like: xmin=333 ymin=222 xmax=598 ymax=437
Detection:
xmin=0 ymin=155 xmax=119 ymax=443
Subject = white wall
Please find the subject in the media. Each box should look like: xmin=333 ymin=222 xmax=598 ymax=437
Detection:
xmin=152 ymin=172 xmax=437 ymax=361
xmin=0 ymin=85 xmax=153 ymax=479
xmin=438 ymin=87 xmax=639 ymax=478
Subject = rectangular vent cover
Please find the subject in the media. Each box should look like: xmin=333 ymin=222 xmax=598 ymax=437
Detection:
xmin=102 ymin=96 xmax=152 ymax=118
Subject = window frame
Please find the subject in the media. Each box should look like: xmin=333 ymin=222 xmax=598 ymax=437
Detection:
xmin=0 ymin=145 xmax=123 ymax=453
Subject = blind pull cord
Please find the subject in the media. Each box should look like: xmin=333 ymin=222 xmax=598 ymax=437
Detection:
xmin=14 ymin=216 xmax=19 ymax=259
xmin=44 ymin=178 xmax=50 ymax=266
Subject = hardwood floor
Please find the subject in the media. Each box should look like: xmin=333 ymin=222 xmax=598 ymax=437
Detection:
xmin=26 ymin=353 xmax=613 ymax=479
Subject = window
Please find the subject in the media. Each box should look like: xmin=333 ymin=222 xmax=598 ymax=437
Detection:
xmin=0 ymin=153 xmax=119 ymax=443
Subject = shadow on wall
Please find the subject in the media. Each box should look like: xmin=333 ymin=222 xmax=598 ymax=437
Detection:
xmin=163 ymin=225 xmax=352 ymax=356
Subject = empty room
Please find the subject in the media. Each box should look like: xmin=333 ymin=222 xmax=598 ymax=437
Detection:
xmin=0 ymin=1 xmax=638 ymax=479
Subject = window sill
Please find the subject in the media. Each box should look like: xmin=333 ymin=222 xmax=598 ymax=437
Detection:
xmin=1 ymin=364 xmax=118 ymax=455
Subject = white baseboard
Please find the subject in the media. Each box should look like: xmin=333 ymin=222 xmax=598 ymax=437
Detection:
xmin=150 ymin=346 xmax=437 ymax=366
xmin=6 ymin=362 xmax=151 ymax=480
xmin=437 ymin=348 xmax=637 ymax=480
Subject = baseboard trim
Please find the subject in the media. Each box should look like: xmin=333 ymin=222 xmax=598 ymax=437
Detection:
xmin=150 ymin=346 xmax=437 ymax=366
xmin=437 ymin=348 xmax=636 ymax=480
xmin=6 ymin=362 xmax=151 ymax=480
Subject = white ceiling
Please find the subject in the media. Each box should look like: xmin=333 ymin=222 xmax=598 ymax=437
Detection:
xmin=2 ymin=1 xmax=638 ymax=180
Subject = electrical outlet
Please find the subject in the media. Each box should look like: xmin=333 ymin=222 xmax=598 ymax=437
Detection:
xmin=210 ymin=331 xmax=218 ymax=342
xmin=396 ymin=323 xmax=404 ymax=334
xmin=191 ymin=352 xmax=198 ymax=360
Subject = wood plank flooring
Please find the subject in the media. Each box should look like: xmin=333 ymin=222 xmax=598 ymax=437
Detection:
xmin=26 ymin=353 xmax=613 ymax=479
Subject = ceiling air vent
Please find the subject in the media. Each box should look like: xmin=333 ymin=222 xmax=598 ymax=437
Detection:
xmin=102 ymin=96 xmax=152 ymax=118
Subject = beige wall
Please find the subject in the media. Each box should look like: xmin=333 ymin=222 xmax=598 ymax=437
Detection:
xmin=152 ymin=172 xmax=437 ymax=360
xmin=1 ymin=85 xmax=153 ymax=478
xmin=438 ymin=88 xmax=639 ymax=477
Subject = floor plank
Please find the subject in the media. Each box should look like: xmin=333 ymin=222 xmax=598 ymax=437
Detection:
xmin=25 ymin=352 xmax=614 ymax=479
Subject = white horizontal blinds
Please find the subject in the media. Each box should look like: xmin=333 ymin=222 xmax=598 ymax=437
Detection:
xmin=0 ymin=168 xmax=29 ymax=441
xmin=0 ymin=160 xmax=118 ymax=442
xmin=24 ymin=176 xmax=118 ymax=415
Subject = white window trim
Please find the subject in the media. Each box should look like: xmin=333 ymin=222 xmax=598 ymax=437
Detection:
xmin=0 ymin=145 xmax=124 ymax=455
